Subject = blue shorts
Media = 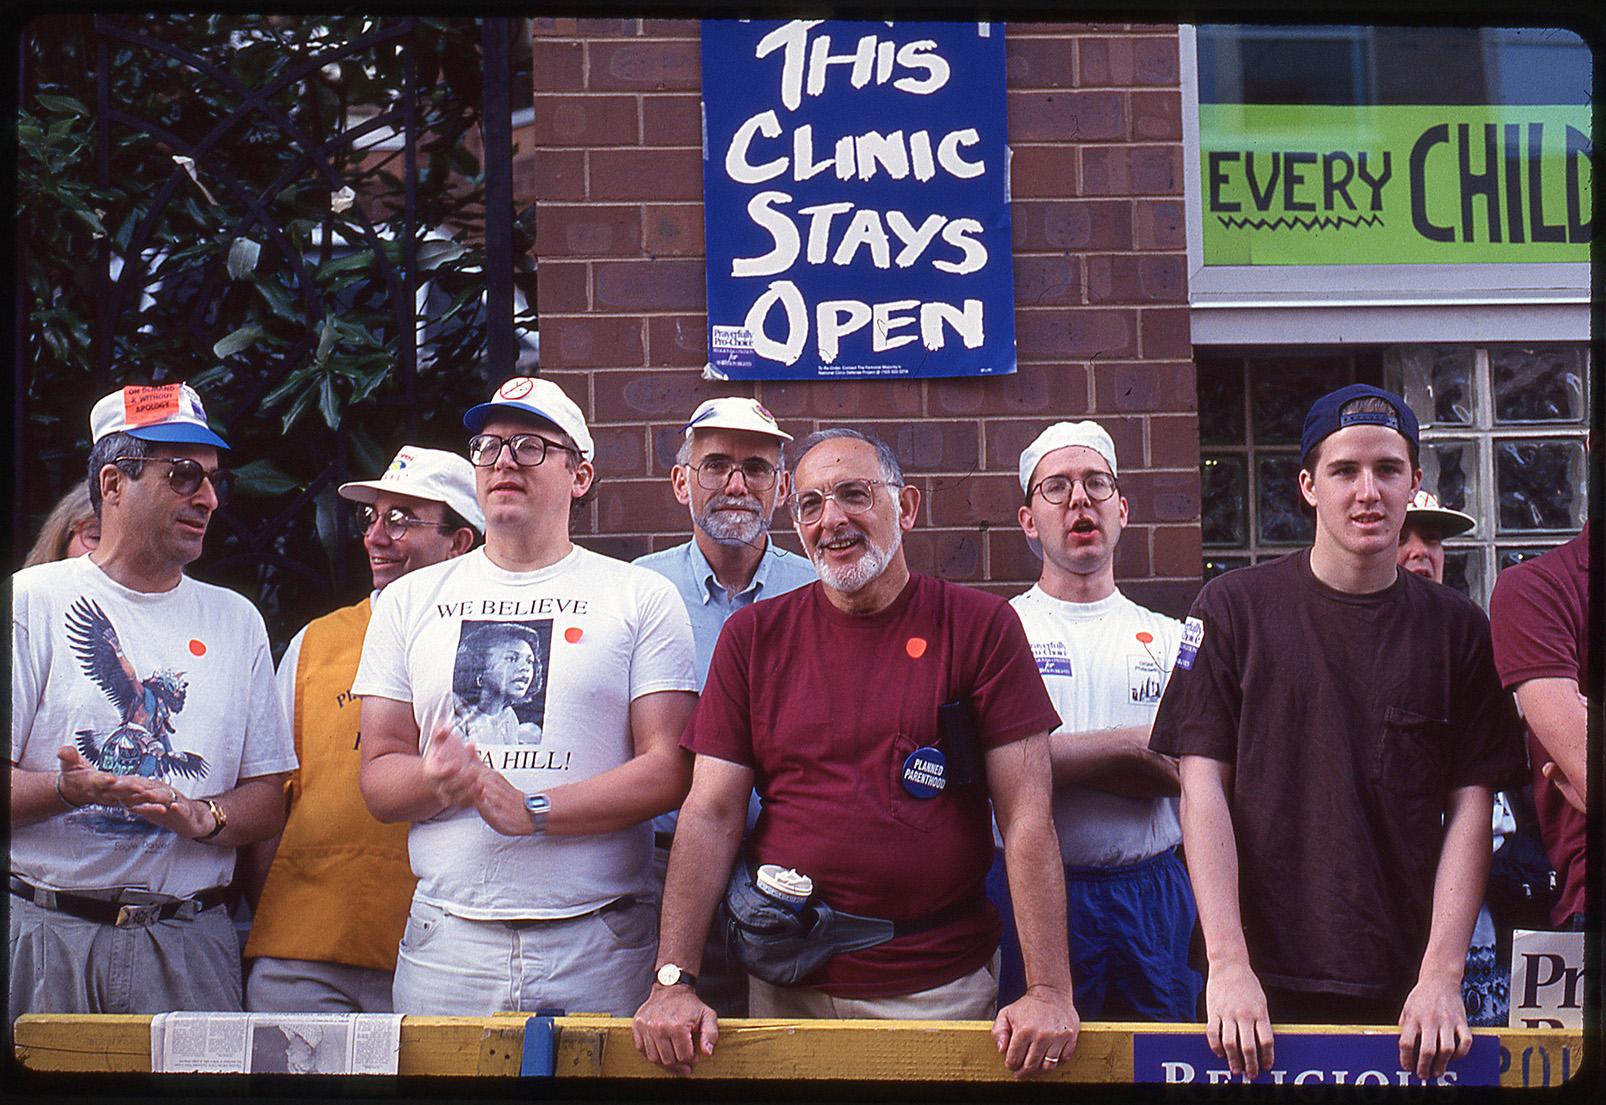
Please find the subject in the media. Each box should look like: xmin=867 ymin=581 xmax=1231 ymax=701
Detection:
xmin=986 ymin=847 xmax=1200 ymax=1021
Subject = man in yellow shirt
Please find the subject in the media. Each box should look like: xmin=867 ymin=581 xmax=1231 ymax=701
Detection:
xmin=240 ymin=446 xmax=481 ymax=1011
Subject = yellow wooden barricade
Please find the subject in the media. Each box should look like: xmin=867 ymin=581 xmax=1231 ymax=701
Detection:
xmin=11 ymin=1015 xmax=1587 ymax=1087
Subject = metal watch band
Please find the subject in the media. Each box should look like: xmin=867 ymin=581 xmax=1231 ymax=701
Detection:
xmin=524 ymin=792 xmax=551 ymax=835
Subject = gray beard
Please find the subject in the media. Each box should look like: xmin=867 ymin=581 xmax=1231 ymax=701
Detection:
xmin=812 ymin=524 xmax=902 ymax=593
xmin=694 ymin=495 xmax=770 ymax=548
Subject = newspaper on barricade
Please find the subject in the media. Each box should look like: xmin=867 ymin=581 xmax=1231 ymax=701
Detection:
xmin=149 ymin=1012 xmax=402 ymax=1073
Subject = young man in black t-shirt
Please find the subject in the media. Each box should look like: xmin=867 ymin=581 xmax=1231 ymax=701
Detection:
xmin=1151 ymin=384 xmax=1524 ymax=1082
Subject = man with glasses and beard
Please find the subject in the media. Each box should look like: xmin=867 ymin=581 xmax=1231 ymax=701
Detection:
xmin=634 ymin=397 xmax=815 ymax=1017
xmin=634 ymin=428 xmax=1078 ymax=1080
xmin=988 ymin=421 xmax=1199 ymax=1024
xmin=10 ymin=383 xmax=296 ymax=1021
xmin=352 ymin=377 xmax=697 ymax=1017
xmin=240 ymin=446 xmax=481 ymax=1012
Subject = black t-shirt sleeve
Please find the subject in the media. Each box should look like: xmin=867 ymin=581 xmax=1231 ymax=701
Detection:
xmin=1149 ymin=581 xmax=1241 ymax=762
xmin=1446 ymin=607 xmax=1529 ymax=790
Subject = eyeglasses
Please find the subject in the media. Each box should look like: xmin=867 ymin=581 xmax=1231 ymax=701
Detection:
xmin=1028 ymin=473 xmax=1118 ymax=505
xmin=115 ymin=457 xmax=234 ymax=505
xmin=788 ymin=479 xmax=897 ymax=525
xmin=688 ymin=457 xmax=779 ymax=491
xmin=467 ymin=433 xmax=578 ymax=468
xmin=353 ymin=503 xmax=454 ymax=542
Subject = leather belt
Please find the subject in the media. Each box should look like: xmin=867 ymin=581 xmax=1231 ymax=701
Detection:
xmin=9 ymin=877 xmax=228 ymax=928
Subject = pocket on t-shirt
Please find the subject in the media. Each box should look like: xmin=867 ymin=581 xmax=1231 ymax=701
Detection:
xmin=1372 ymin=706 xmax=1448 ymax=794
xmin=888 ymin=732 xmax=955 ymax=832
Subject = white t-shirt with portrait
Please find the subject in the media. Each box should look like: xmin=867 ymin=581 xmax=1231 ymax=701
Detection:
xmin=1009 ymin=585 xmax=1183 ymax=868
xmin=10 ymin=556 xmax=296 ymax=898
xmin=352 ymin=545 xmax=697 ymax=920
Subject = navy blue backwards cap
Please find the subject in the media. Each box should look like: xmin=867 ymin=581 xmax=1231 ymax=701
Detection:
xmin=1299 ymin=384 xmax=1419 ymax=466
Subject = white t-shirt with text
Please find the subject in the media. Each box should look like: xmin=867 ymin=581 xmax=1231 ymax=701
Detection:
xmin=1009 ymin=585 xmax=1183 ymax=868
xmin=352 ymin=545 xmax=697 ymax=919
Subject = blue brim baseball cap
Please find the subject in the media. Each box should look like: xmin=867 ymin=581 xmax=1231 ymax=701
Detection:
xmin=1300 ymin=384 xmax=1418 ymax=466
xmin=463 ymin=376 xmax=593 ymax=461
xmin=90 ymin=383 xmax=231 ymax=450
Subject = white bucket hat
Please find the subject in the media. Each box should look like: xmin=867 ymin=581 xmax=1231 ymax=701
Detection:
xmin=338 ymin=446 xmax=485 ymax=534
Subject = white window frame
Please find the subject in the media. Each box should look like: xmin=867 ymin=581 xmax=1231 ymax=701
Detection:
xmin=1178 ymin=24 xmax=1592 ymax=346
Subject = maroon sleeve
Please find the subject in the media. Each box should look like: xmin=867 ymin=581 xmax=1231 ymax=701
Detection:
xmin=1489 ymin=559 xmax=1581 ymax=689
xmin=967 ymin=596 xmax=1061 ymax=749
xmin=680 ymin=607 xmax=756 ymax=766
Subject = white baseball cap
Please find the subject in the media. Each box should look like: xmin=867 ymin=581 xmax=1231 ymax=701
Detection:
xmin=1404 ymin=489 xmax=1476 ymax=539
xmin=1018 ymin=420 xmax=1118 ymax=495
xmin=90 ymin=382 xmax=229 ymax=449
xmin=463 ymin=377 xmax=594 ymax=461
xmin=683 ymin=396 xmax=792 ymax=442
xmin=338 ymin=446 xmax=485 ymax=534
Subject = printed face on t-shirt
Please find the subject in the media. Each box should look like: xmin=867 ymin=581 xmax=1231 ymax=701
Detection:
xmin=1019 ymin=444 xmax=1128 ymax=587
xmin=1298 ymin=424 xmax=1420 ymax=564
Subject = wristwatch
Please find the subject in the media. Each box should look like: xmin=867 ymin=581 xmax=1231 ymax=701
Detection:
xmin=523 ymin=792 xmax=551 ymax=835
xmin=198 ymin=798 xmax=227 ymax=841
xmin=656 ymin=963 xmax=698 ymax=988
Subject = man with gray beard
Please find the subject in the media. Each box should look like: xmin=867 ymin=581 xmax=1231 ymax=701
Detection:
xmin=634 ymin=428 xmax=1077 ymax=1080
xmin=634 ymin=397 xmax=814 ymax=1015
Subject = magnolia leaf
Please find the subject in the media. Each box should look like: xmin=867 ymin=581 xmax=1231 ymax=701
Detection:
xmin=229 ymin=459 xmax=300 ymax=496
xmin=213 ymin=323 xmax=263 ymax=359
xmin=417 ymin=237 xmax=465 ymax=271
xmin=226 ymin=238 xmax=261 ymax=280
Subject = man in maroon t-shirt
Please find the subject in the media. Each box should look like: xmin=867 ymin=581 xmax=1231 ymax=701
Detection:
xmin=1489 ymin=435 xmax=1592 ymax=930
xmin=633 ymin=428 xmax=1077 ymax=1079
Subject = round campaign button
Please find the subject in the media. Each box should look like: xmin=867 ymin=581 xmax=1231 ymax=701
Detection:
xmin=901 ymin=746 xmax=947 ymax=799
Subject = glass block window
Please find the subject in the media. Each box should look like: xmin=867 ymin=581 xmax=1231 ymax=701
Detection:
xmin=1198 ymin=353 xmax=1382 ymax=579
xmin=1387 ymin=344 xmax=1590 ymax=607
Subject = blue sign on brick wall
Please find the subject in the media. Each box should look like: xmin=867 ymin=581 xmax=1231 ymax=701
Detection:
xmin=1132 ymin=1032 xmax=1501 ymax=1087
xmin=700 ymin=20 xmax=1015 ymax=381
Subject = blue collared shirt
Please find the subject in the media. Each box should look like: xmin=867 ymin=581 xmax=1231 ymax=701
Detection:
xmin=635 ymin=537 xmax=815 ymax=836
xmin=634 ymin=537 xmax=816 ymax=688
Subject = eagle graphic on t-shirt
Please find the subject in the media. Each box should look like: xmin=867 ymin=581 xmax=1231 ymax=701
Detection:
xmin=65 ymin=597 xmax=208 ymax=787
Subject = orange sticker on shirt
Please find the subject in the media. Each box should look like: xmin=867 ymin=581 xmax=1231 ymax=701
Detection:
xmin=564 ymin=627 xmax=584 ymax=644
xmin=188 ymin=639 xmax=207 ymax=656
xmin=905 ymin=637 xmax=927 ymax=659
xmin=1135 ymin=631 xmax=1153 ymax=645
xmin=123 ymin=384 xmax=182 ymax=427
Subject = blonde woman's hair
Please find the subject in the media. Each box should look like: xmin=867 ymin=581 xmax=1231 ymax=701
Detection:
xmin=24 ymin=480 xmax=96 ymax=568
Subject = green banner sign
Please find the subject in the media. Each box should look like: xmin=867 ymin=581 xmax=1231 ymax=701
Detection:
xmin=1200 ymin=104 xmax=1591 ymax=265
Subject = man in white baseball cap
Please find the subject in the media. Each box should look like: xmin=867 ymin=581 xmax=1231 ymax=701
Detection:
xmin=240 ymin=446 xmax=482 ymax=1012
xmin=11 ymin=382 xmax=296 ymax=1021
xmin=634 ymin=396 xmax=815 ymax=1016
xmin=994 ymin=420 xmax=1199 ymax=1024
xmin=1397 ymin=488 xmax=1477 ymax=584
xmin=351 ymin=377 xmax=698 ymax=1017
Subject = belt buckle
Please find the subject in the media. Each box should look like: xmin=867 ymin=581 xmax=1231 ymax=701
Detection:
xmin=115 ymin=902 xmax=161 ymax=928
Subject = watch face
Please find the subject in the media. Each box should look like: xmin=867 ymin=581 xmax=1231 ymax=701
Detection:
xmin=656 ymin=964 xmax=680 ymax=986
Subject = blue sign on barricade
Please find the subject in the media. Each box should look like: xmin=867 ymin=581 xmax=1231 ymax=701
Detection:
xmin=700 ymin=19 xmax=1015 ymax=381
xmin=1133 ymin=1032 xmax=1501 ymax=1087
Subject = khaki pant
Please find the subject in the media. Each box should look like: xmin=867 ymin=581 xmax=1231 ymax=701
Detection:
xmin=246 ymin=956 xmax=395 ymax=1013
xmin=748 ymin=951 xmax=1000 ymax=1019
xmin=9 ymin=895 xmax=242 ymax=1023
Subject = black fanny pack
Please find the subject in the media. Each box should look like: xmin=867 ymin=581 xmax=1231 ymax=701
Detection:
xmin=720 ymin=861 xmax=982 ymax=987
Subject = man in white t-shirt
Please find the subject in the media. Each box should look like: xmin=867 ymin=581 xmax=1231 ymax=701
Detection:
xmin=10 ymin=383 xmax=296 ymax=1023
xmin=240 ymin=446 xmax=482 ymax=1013
xmin=993 ymin=420 xmax=1200 ymax=1021
xmin=352 ymin=377 xmax=699 ymax=1016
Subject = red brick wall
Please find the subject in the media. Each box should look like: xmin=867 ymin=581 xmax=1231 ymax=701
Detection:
xmin=526 ymin=18 xmax=1200 ymax=615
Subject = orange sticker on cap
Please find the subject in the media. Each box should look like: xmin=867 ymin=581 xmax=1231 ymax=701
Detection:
xmin=905 ymin=637 xmax=928 ymax=659
xmin=123 ymin=384 xmax=182 ymax=427
xmin=188 ymin=639 xmax=207 ymax=656
xmin=564 ymin=627 xmax=584 ymax=644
